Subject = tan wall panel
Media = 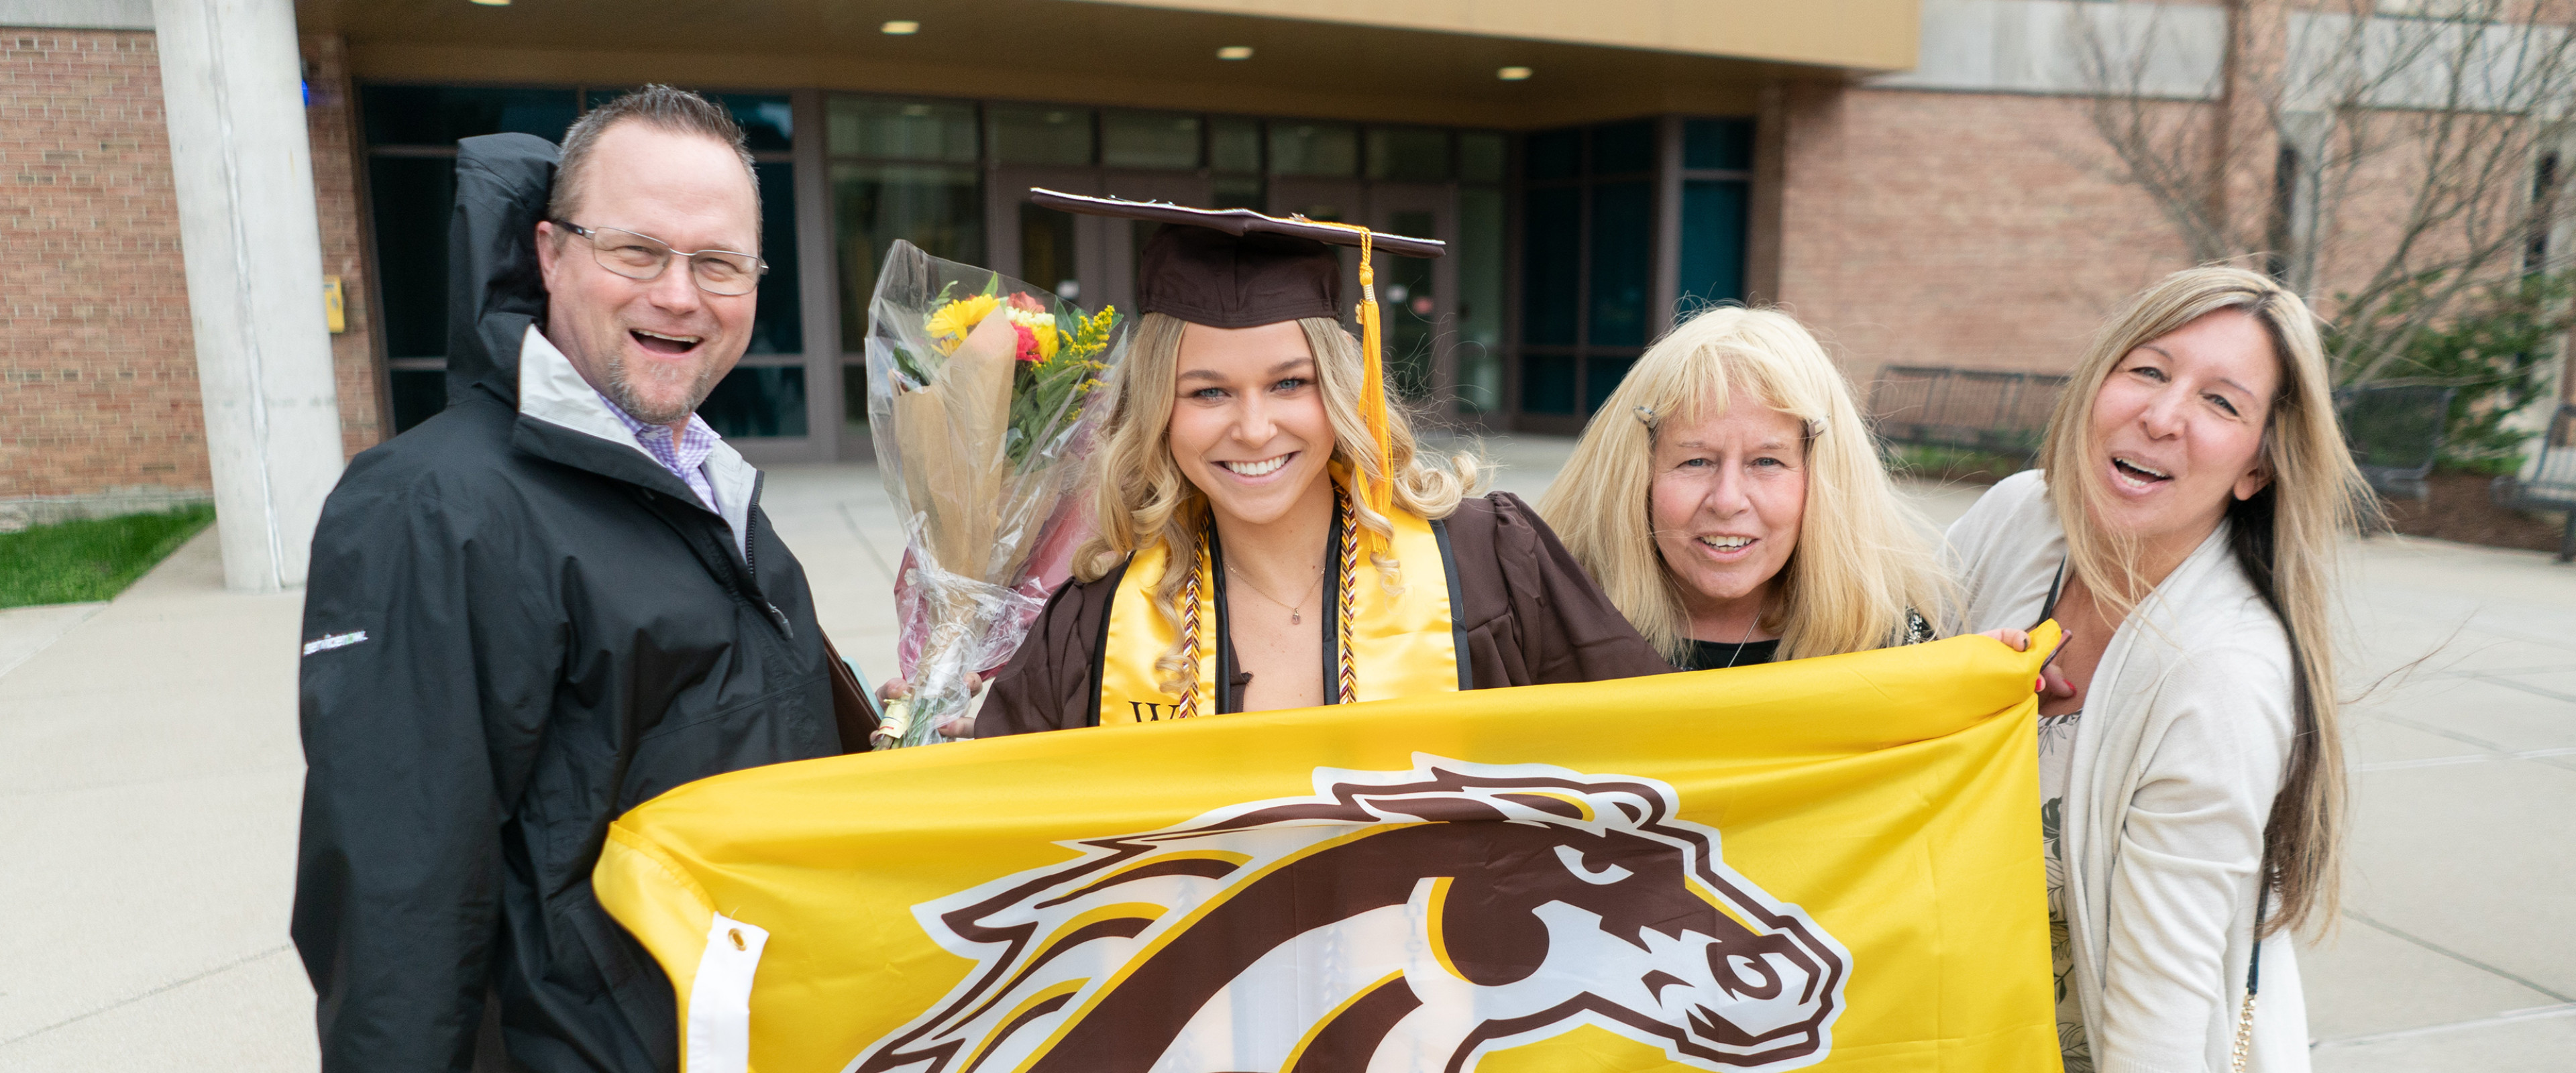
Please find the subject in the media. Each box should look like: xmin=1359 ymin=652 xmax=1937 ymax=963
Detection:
xmin=1071 ymin=0 xmax=1918 ymax=70
xmin=344 ymin=42 xmax=1767 ymax=128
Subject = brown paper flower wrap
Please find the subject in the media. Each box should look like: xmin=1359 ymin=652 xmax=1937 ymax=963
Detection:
xmin=865 ymin=240 xmax=1122 ymax=747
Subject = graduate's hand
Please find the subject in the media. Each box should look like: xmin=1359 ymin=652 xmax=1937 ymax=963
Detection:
xmin=1975 ymin=628 xmax=2077 ymax=699
xmin=873 ymin=673 xmax=991 ymax=743
xmin=877 ymin=670 xmax=994 ymax=703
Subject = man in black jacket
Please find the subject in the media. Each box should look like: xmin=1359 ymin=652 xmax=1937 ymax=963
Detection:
xmin=293 ymin=88 xmax=842 ymax=1073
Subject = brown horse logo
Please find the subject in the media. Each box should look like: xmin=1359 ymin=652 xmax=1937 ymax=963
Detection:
xmin=848 ymin=756 xmax=1848 ymax=1073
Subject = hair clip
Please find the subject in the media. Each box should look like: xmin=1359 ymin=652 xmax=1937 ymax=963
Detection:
xmin=1805 ymin=416 xmax=1827 ymax=438
xmin=1632 ymin=405 xmax=1658 ymax=427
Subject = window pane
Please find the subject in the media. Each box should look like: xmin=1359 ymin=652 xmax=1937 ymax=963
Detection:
xmin=1525 ymin=127 xmax=1580 ymax=182
xmin=1588 ymin=180 xmax=1652 ymax=347
xmin=1593 ymin=119 xmax=1656 ymax=175
xmin=1212 ymin=175 xmax=1264 ymax=210
xmin=1521 ymin=186 xmax=1581 ymax=346
xmin=389 ymin=368 xmax=447 ymax=433
xmin=1684 ymin=117 xmax=1755 ymax=171
xmin=748 ymin=162 xmax=802 ymax=355
xmin=827 ymin=96 xmax=976 ymax=161
xmin=366 ymin=155 xmax=456 ymax=359
xmin=1366 ymin=127 xmax=1449 ymax=182
xmin=586 ymin=89 xmax=794 ymax=153
xmin=699 ymin=365 xmax=808 ymax=438
xmin=1020 ymin=201 xmax=1079 ymax=301
xmin=1455 ymin=188 xmax=1505 ymax=413
xmin=843 ymin=361 xmax=869 ymax=439
xmin=1269 ymin=121 xmax=1356 ymax=176
xmin=1103 ymin=110 xmax=1201 ymax=169
xmin=1522 ymin=353 xmax=1577 ymax=414
xmin=1210 ymin=115 xmax=1262 ymax=172
xmin=362 ymin=85 xmax=578 ymax=146
xmin=988 ymin=105 xmax=1093 ymax=166
xmin=720 ymin=93 xmax=794 ymax=153
xmin=1460 ymin=131 xmax=1506 ymax=184
xmin=1585 ymin=355 xmax=1637 ymax=414
xmin=1680 ymin=179 xmax=1749 ymax=310
xmin=1384 ymin=209 xmax=1438 ymax=399
xmin=833 ymin=163 xmax=984 ymax=351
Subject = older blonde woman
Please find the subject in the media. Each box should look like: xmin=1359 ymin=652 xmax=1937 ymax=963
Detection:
xmin=1947 ymin=266 xmax=2361 ymax=1071
xmin=977 ymin=208 xmax=1667 ymax=734
xmin=1542 ymin=307 xmax=1951 ymax=669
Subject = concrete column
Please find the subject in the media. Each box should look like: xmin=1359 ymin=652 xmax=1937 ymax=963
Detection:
xmin=151 ymin=0 xmax=345 ymax=592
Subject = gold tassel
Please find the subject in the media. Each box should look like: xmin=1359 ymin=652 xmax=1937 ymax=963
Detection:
xmin=1353 ymin=227 xmax=1394 ymax=532
xmin=1295 ymin=219 xmax=1398 ymax=552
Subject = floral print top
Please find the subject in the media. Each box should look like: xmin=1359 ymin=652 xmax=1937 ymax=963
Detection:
xmin=2039 ymin=710 xmax=2092 ymax=1072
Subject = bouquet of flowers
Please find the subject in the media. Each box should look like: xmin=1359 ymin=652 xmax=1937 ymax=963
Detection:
xmin=865 ymin=239 xmax=1123 ymax=748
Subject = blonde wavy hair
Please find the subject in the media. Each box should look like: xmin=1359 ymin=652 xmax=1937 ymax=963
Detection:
xmin=1541 ymin=307 xmax=1949 ymax=663
xmin=1074 ymin=313 xmax=1480 ymax=692
xmin=2040 ymin=265 xmax=2368 ymax=938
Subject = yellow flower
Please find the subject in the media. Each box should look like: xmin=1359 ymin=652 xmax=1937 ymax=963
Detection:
xmin=925 ymin=293 xmax=1000 ymax=355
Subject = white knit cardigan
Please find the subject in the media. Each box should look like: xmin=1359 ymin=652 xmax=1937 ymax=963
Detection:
xmin=1947 ymin=471 xmax=2311 ymax=1073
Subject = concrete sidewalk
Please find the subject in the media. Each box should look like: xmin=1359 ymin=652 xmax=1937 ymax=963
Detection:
xmin=1 ymin=441 xmax=2570 ymax=1068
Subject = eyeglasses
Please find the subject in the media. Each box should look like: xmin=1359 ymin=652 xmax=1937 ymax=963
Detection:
xmin=551 ymin=221 xmax=768 ymax=296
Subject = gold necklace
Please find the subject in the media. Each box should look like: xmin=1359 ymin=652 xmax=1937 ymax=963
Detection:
xmin=1226 ymin=560 xmax=1325 ymax=624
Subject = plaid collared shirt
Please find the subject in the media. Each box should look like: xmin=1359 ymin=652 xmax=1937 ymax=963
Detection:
xmin=598 ymin=391 xmax=722 ymax=513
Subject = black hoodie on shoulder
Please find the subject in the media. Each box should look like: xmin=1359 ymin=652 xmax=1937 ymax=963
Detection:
xmin=291 ymin=133 xmax=838 ymax=1073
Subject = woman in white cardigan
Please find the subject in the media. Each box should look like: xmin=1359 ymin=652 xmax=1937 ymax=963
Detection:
xmin=1947 ymin=267 xmax=2365 ymax=1072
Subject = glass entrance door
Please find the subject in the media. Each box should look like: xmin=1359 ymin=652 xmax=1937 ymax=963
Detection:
xmin=1368 ymin=184 xmax=1455 ymax=411
xmin=989 ymin=168 xmax=1103 ymax=305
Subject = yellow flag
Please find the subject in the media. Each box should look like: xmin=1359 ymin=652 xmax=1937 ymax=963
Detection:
xmin=596 ymin=624 xmax=2061 ymax=1072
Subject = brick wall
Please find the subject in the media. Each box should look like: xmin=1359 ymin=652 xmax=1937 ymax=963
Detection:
xmin=0 ymin=29 xmax=384 ymax=504
xmin=0 ymin=29 xmax=202 ymax=500
xmin=303 ymin=34 xmax=384 ymax=459
xmin=1768 ymin=84 xmax=2198 ymax=384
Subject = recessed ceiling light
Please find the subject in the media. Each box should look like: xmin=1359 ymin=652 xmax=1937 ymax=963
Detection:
xmin=1217 ymin=46 xmax=1254 ymax=60
xmin=882 ymin=20 xmax=920 ymax=35
xmin=468 ymin=0 xmax=510 ymax=6
xmin=1498 ymin=66 xmax=1533 ymax=80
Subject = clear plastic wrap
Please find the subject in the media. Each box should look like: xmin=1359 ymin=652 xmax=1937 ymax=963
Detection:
xmin=865 ymin=240 xmax=1124 ymax=747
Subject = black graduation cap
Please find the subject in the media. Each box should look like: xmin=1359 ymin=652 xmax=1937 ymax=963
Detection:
xmin=1027 ymin=188 xmax=1443 ymax=330
xmin=1027 ymin=188 xmax=1446 ymax=528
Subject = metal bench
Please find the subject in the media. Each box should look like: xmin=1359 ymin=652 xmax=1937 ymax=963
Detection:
xmin=2334 ymin=384 xmax=2455 ymax=502
xmin=2492 ymin=402 xmax=2576 ymax=563
xmin=1868 ymin=366 xmax=2070 ymax=463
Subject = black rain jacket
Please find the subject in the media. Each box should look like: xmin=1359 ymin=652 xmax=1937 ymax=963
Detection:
xmin=291 ymin=133 xmax=839 ymax=1073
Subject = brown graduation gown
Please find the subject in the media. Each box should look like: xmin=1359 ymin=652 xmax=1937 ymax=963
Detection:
xmin=977 ymin=491 xmax=1672 ymax=736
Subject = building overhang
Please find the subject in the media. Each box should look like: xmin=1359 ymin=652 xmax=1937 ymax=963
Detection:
xmin=295 ymin=0 xmax=1916 ymax=128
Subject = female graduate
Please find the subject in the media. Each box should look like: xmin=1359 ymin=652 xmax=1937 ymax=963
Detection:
xmin=1541 ymin=307 xmax=1952 ymax=669
xmin=977 ymin=194 xmax=1670 ymax=735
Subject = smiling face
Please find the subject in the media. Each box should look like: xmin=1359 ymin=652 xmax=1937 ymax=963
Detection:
xmin=535 ymin=121 xmax=759 ymax=427
xmin=1648 ymin=392 xmax=1809 ymax=638
xmin=2087 ymin=307 xmax=2279 ymax=559
xmin=1165 ymin=320 xmax=1336 ymax=529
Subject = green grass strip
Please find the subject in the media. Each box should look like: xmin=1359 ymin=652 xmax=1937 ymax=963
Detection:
xmin=0 ymin=504 xmax=217 ymax=608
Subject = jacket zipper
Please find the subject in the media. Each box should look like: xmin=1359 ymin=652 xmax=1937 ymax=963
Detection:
xmin=743 ymin=472 xmax=792 ymax=638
